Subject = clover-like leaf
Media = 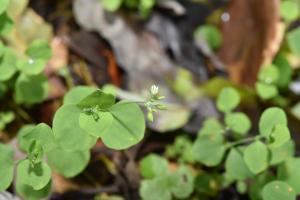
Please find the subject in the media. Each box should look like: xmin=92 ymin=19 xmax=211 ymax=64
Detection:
xmin=27 ymin=140 xmax=44 ymax=165
xmin=270 ymin=141 xmax=295 ymax=165
xmin=274 ymin=54 xmax=292 ymax=89
xmin=16 ymin=159 xmax=51 ymax=190
xmin=47 ymin=148 xmax=90 ymax=178
xmin=0 ymin=144 xmax=14 ymax=191
xmin=262 ymin=181 xmax=296 ymax=200
xmin=259 ymin=107 xmax=287 ymax=138
xmin=198 ymin=118 xmax=223 ymax=136
xmin=17 ymin=124 xmax=36 ymax=152
xmin=258 ymin=65 xmax=279 ymax=84
xmin=244 ymin=141 xmax=268 ymax=174
xmin=194 ymin=25 xmax=222 ymax=50
xmin=0 ymin=0 xmax=10 ymax=15
xmin=24 ymin=123 xmax=56 ymax=152
xmin=256 ymin=82 xmax=278 ymax=100
xmin=269 ymin=124 xmax=291 ymax=148
xmin=79 ymin=112 xmax=113 ymax=138
xmin=63 ymin=86 xmax=96 ymax=105
xmin=225 ymin=148 xmax=253 ymax=181
xmin=287 ymin=27 xmax=300 ymax=56
xmin=17 ymin=59 xmax=47 ymax=75
xmin=278 ymin=158 xmax=300 ymax=194
xmin=170 ymin=166 xmax=194 ymax=199
xmin=53 ymin=104 xmax=97 ymax=151
xmin=77 ymin=89 xmax=115 ymax=110
xmin=0 ymin=48 xmax=17 ymax=81
xmin=16 ymin=178 xmax=51 ymax=200
xmin=216 ymin=87 xmax=240 ymax=113
xmin=25 ymin=40 xmax=52 ymax=60
xmin=101 ymin=101 xmax=145 ymax=150
xmin=0 ymin=13 xmax=13 ymax=36
xmin=280 ymin=0 xmax=300 ymax=22
xmin=249 ymin=172 xmax=275 ymax=200
xmin=15 ymin=74 xmax=49 ymax=104
xmin=192 ymin=133 xmax=225 ymax=166
xmin=225 ymin=112 xmax=251 ymax=136
xmin=140 ymin=154 xmax=168 ymax=179
xmin=139 ymin=176 xmax=172 ymax=200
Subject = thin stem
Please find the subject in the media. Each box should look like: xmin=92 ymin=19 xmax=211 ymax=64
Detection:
xmin=227 ymin=135 xmax=264 ymax=149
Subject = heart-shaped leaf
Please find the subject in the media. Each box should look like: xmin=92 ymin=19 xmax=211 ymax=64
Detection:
xmin=101 ymin=101 xmax=145 ymax=150
xmin=244 ymin=141 xmax=268 ymax=174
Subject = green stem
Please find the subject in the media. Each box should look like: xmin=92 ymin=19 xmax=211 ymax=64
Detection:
xmin=227 ymin=135 xmax=264 ymax=149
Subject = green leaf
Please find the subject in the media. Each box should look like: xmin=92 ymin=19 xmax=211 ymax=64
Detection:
xmin=198 ymin=118 xmax=223 ymax=136
xmin=259 ymin=107 xmax=287 ymax=138
xmin=16 ymin=178 xmax=51 ymax=200
xmin=269 ymin=124 xmax=291 ymax=148
xmin=0 ymin=111 xmax=14 ymax=123
xmin=27 ymin=140 xmax=44 ymax=164
xmin=17 ymin=59 xmax=47 ymax=75
xmin=244 ymin=141 xmax=268 ymax=174
xmin=15 ymin=74 xmax=49 ymax=104
xmin=77 ymin=89 xmax=115 ymax=110
xmin=47 ymin=148 xmax=90 ymax=178
xmin=256 ymin=82 xmax=278 ymax=100
xmin=216 ymin=87 xmax=240 ymax=113
xmin=0 ymin=41 xmax=4 ymax=57
xmin=0 ymin=0 xmax=10 ymax=15
xmin=225 ymin=112 xmax=251 ymax=136
xmin=165 ymin=136 xmax=194 ymax=163
xmin=287 ymin=27 xmax=300 ymax=57
xmin=0 ymin=13 xmax=13 ymax=36
xmin=139 ymin=176 xmax=172 ymax=200
xmin=17 ymin=124 xmax=36 ymax=152
xmin=274 ymin=53 xmax=292 ymax=89
xmin=79 ymin=112 xmax=113 ymax=138
xmin=24 ymin=123 xmax=56 ymax=152
xmin=63 ymin=86 xmax=96 ymax=105
xmin=280 ymin=0 xmax=300 ymax=22
xmin=194 ymin=25 xmax=222 ymax=50
xmin=101 ymin=0 xmax=123 ymax=12
xmin=262 ymin=181 xmax=296 ymax=200
xmin=291 ymin=102 xmax=300 ymax=120
xmin=258 ymin=65 xmax=279 ymax=84
xmin=101 ymin=101 xmax=145 ymax=150
xmin=225 ymin=148 xmax=253 ymax=181
xmin=237 ymin=181 xmax=247 ymax=194
xmin=249 ymin=172 xmax=275 ymax=200
xmin=53 ymin=104 xmax=97 ymax=151
xmin=0 ymin=144 xmax=14 ymax=191
xmin=192 ymin=133 xmax=225 ymax=166
xmin=16 ymin=159 xmax=51 ymax=190
xmin=278 ymin=158 xmax=300 ymax=194
xmin=270 ymin=141 xmax=295 ymax=165
xmin=140 ymin=154 xmax=168 ymax=179
xmin=195 ymin=173 xmax=220 ymax=197
xmin=0 ymin=48 xmax=17 ymax=81
xmin=25 ymin=39 xmax=52 ymax=60
xmin=170 ymin=166 xmax=194 ymax=199
xmin=102 ymin=84 xmax=117 ymax=97
xmin=139 ymin=0 xmax=155 ymax=18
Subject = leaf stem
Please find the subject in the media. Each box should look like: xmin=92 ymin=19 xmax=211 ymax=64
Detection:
xmin=227 ymin=135 xmax=264 ymax=148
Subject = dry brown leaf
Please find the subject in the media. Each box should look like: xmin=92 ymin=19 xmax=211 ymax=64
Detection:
xmin=218 ymin=0 xmax=284 ymax=86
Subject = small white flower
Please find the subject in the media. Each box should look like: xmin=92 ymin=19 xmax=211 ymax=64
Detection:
xmin=150 ymin=85 xmax=159 ymax=96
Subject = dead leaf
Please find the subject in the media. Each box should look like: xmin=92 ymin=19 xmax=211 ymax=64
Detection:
xmin=218 ymin=0 xmax=284 ymax=86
